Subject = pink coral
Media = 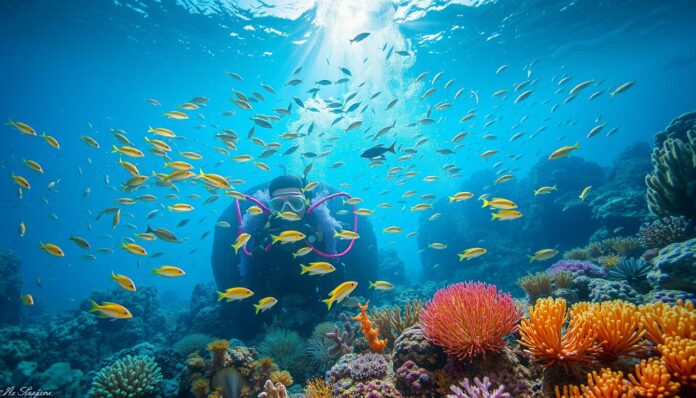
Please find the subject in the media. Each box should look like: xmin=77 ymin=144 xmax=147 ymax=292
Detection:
xmin=420 ymin=282 xmax=520 ymax=361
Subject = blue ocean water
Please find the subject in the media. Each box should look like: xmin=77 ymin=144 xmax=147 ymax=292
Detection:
xmin=1 ymin=0 xmax=696 ymax=395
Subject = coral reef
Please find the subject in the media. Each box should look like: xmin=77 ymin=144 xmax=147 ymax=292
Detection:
xmin=572 ymin=301 xmax=646 ymax=361
xmin=392 ymin=324 xmax=447 ymax=371
xmin=606 ymin=257 xmax=652 ymax=292
xmin=517 ymin=272 xmax=554 ymax=300
xmin=646 ymin=112 xmax=696 ymax=219
xmin=349 ymin=353 xmax=388 ymax=381
xmin=326 ymin=313 xmax=359 ymax=356
xmin=448 ymin=377 xmax=510 ymax=398
xmin=395 ymin=360 xmax=437 ymax=397
xmin=353 ymin=302 xmax=387 ymax=352
xmin=547 ymin=260 xmax=607 ymax=278
xmin=638 ymin=216 xmax=693 ymax=248
xmin=304 ymin=378 xmax=331 ymax=398
xmin=370 ymin=299 xmax=423 ymax=345
xmin=173 ymin=333 xmax=213 ymax=357
xmin=258 ymin=329 xmax=305 ymax=370
xmin=87 ymin=355 xmax=163 ymax=398
xmin=258 ymin=379 xmax=288 ymax=398
xmin=648 ymin=237 xmax=696 ymax=294
xmin=587 ymin=278 xmax=643 ymax=304
xmin=421 ymin=282 xmax=520 ymax=361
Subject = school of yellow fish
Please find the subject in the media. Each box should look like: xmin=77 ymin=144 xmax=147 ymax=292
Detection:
xmin=7 ymin=58 xmax=635 ymax=318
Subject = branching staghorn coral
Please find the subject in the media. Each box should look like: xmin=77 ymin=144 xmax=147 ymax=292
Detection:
xmin=516 ymin=272 xmax=553 ymax=299
xmin=517 ymin=298 xmax=600 ymax=369
xmin=370 ymin=299 xmax=423 ymax=344
xmin=572 ymin=301 xmax=646 ymax=360
xmin=88 ymin=355 xmax=163 ymax=398
xmin=646 ymin=128 xmax=696 ymax=219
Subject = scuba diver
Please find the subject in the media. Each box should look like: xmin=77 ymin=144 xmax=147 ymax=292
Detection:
xmin=211 ymin=175 xmax=378 ymax=339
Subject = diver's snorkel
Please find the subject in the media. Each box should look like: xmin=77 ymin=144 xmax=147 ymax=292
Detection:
xmin=234 ymin=191 xmax=358 ymax=259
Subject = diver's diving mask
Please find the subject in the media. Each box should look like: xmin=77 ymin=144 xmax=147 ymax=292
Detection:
xmin=269 ymin=194 xmax=306 ymax=213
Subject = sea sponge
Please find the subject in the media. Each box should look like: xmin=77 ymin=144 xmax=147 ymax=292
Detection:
xmin=353 ymin=301 xmax=388 ymax=353
xmin=646 ymin=126 xmax=696 ymax=219
xmin=207 ymin=339 xmax=229 ymax=371
xmin=421 ymin=282 xmax=520 ymax=361
xmin=87 ymin=355 xmax=163 ymax=398
xmin=517 ymin=298 xmax=600 ymax=369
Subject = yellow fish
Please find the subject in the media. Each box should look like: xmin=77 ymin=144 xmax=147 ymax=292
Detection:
xmin=276 ymin=211 xmax=301 ymax=221
xmin=113 ymin=209 xmax=121 ymax=229
xmin=528 ymin=249 xmax=559 ymax=263
xmin=80 ymin=135 xmax=100 ymax=149
xmin=428 ymin=243 xmax=447 ymax=250
xmin=6 ymin=119 xmax=36 ymax=135
xmin=144 ymin=136 xmax=171 ymax=151
xmin=198 ymin=169 xmax=231 ymax=189
xmin=253 ymin=161 xmax=270 ymax=171
xmin=153 ymin=265 xmax=186 ymax=277
xmin=134 ymin=233 xmax=156 ymax=241
xmin=300 ymin=262 xmax=336 ymax=276
xmin=69 ymin=235 xmax=90 ymax=250
xmin=164 ymin=111 xmax=188 ymax=120
xmin=167 ymin=203 xmax=193 ymax=212
xmin=457 ymin=248 xmax=487 ymax=261
xmin=11 ymin=173 xmax=30 ymax=189
xmin=148 ymin=126 xmax=176 ymax=138
xmin=410 ymin=203 xmax=433 ymax=211
xmin=112 ymin=271 xmax=137 ymax=291
xmin=334 ymin=230 xmax=360 ymax=240
xmin=579 ymin=186 xmax=592 ymax=201
xmin=449 ymin=192 xmax=474 ymax=202
xmin=491 ymin=210 xmax=523 ymax=221
xmin=232 ymin=155 xmax=254 ymax=162
xmin=21 ymin=294 xmax=34 ymax=306
xmin=121 ymin=242 xmax=147 ymax=256
xmin=164 ymin=161 xmax=193 ymax=171
xmin=343 ymin=197 xmax=363 ymax=205
xmin=217 ymin=287 xmax=254 ymax=302
xmin=22 ymin=159 xmax=44 ymax=174
xmin=40 ymin=242 xmax=64 ymax=257
xmin=303 ymin=181 xmax=319 ymax=192
xmin=428 ymin=213 xmax=442 ymax=221
xmin=481 ymin=198 xmax=517 ymax=210
xmin=354 ymin=208 xmax=374 ymax=216
xmin=383 ymin=226 xmax=403 ymax=234
xmin=40 ymin=132 xmax=60 ymax=149
xmin=369 ymin=281 xmax=394 ymax=290
xmin=494 ymin=174 xmax=514 ymax=184
xmin=112 ymin=145 xmax=144 ymax=158
xmin=271 ymin=230 xmax=306 ymax=244
xmin=180 ymin=151 xmax=202 ymax=160
xmin=322 ymin=281 xmax=358 ymax=310
xmin=118 ymin=158 xmax=140 ymax=176
xmin=232 ymin=233 xmax=251 ymax=254
xmin=293 ymin=247 xmax=313 ymax=258
xmin=246 ymin=206 xmax=264 ymax=216
xmin=549 ymin=143 xmax=580 ymax=160
xmin=89 ymin=301 xmax=132 ymax=319
xmin=18 ymin=221 xmax=26 ymax=237
xmin=254 ymin=297 xmax=278 ymax=314
xmin=534 ymin=185 xmax=558 ymax=195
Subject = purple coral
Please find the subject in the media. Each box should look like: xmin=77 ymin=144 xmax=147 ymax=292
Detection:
xmin=547 ymin=260 xmax=607 ymax=278
xmin=638 ymin=216 xmax=692 ymax=248
xmin=326 ymin=313 xmax=358 ymax=356
xmin=339 ymin=380 xmax=402 ymax=398
xmin=395 ymin=360 xmax=435 ymax=395
xmin=448 ymin=377 xmax=510 ymax=398
xmin=350 ymin=353 xmax=388 ymax=380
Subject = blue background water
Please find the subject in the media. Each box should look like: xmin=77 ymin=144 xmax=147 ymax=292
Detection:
xmin=1 ymin=0 xmax=695 ymax=312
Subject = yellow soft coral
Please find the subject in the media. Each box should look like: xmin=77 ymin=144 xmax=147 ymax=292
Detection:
xmin=190 ymin=378 xmax=210 ymax=398
xmin=659 ymin=335 xmax=696 ymax=387
xmin=517 ymin=298 xmax=600 ymax=369
xmin=304 ymin=378 xmax=331 ymax=398
xmin=207 ymin=339 xmax=230 ymax=371
xmin=269 ymin=370 xmax=293 ymax=387
xmin=354 ymin=301 xmax=387 ymax=353
xmin=640 ymin=300 xmax=696 ymax=345
xmin=555 ymin=369 xmax=633 ymax=398
xmin=572 ymin=301 xmax=646 ymax=360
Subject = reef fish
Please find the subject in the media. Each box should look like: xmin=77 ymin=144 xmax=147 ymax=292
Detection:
xmin=322 ymin=281 xmax=358 ymax=310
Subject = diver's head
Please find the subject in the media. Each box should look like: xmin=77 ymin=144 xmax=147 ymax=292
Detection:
xmin=268 ymin=175 xmax=307 ymax=217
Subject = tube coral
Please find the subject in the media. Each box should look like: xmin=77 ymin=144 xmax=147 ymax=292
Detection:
xmin=572 ymin=301 xmax=646 ymax=360
xmin=658 ymin=336 xmax=696 ymax=387
xmin=354 ymin=301 xmax=388 ymax=353
xmin=639 ymin=300 xmax=696 ymax=345
xmin=421 ymin=282 xmax=520 ymax=361
xmin=517 ymin=298 xmax=600 ymax=369
xmin=207 ymin=339 xmax=230 ymax=371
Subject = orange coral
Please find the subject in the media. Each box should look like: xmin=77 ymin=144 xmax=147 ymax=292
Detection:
xmin=517 ymin=298 xmax=600 ymax=369
xmin=304 ymin=378 xmax=332 ymax=398
xmin=269 ymin=370 xmax=293 ymax=387
xmin=628 ymin=358 xmax=680 ymax=397
xmin=207 ymin=339 xmax=230 ymax=371
xmin=572 ymin=301 xmax=646 ymax=360
xmin=640 ymin=300 xmax=696 ymax=345
xmin=556 ymin=369 xmax=632 ymax=398
xmin=191 ymin=378 xmax=210 ymax=398
xmin=353 ymin=301 xmax=387 ymax=353
xmin=658 ymin=335 xmax=696 ymax=387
